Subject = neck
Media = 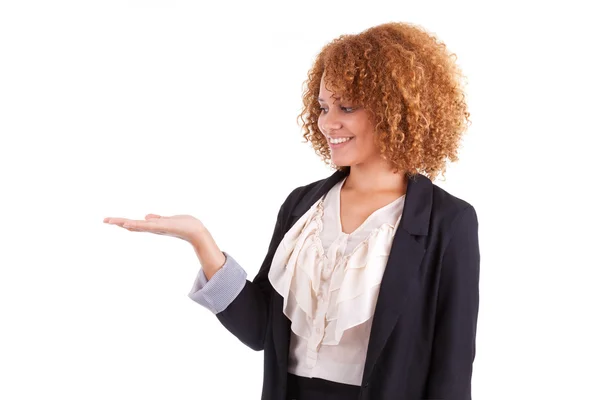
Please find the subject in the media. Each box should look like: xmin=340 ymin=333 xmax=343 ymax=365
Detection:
xmin=343 ymin=159 xmax=407 ymax=195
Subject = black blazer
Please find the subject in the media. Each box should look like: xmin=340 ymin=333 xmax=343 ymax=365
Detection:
xmin=215 ymin=168 xmax=480 ymax=400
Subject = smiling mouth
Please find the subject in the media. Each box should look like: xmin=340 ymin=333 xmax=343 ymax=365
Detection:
xmin=329 ymin=137 xmax=354 ymax=147
xmin=329 ymin=136 xmax=354 ymax=142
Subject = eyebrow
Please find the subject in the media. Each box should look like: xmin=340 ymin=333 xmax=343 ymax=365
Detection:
xmin=317 ymin=97 xmax=341 ymax=102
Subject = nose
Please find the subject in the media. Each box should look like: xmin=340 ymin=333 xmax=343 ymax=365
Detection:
xmin=319 ymin=112 xmax=342 ymax=134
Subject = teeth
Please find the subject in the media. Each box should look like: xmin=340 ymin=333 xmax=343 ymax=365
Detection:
xmin=331 ymin=137 xmax=352 ymax=144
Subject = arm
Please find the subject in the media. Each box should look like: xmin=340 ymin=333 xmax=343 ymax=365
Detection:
xmin=424 ymin=205 xmax=480 ymax=400
xmin=213 ymin=199 xmax=288 ymax=351
xmin=188 ymin=188 xmax=298 ymax=351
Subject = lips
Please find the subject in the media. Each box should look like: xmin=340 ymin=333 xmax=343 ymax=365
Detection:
xmin=328 ymin=136 xmax=354 ymax=143
xmin=329 ymin=137 xmax=354 ymax=148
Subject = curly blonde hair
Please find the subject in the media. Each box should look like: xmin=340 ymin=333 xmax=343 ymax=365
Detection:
xmin=296 ymin=22 xmax=471 ymax=182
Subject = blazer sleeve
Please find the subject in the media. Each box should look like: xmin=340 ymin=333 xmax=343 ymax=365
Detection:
xmin=425 ymin=205 xmax=480 ymax=400
xmin=212 ymin=188 xmax=299 ymax=351
xmin=188 ymin=251 xmax=248 ymax=314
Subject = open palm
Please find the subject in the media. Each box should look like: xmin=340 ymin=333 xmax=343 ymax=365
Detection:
xmin=103 ymin=213 xmax=206 ymax=243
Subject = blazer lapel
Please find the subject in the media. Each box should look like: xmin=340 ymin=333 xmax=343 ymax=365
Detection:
xmin=361 ymin=172 xmax=432 ymax=385
xmin=362 ymin=174 xmax=433 ymax=385
xmin=272 ymin=168 xmax=433 ymax=386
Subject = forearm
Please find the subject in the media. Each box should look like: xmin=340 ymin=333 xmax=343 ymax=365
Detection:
xmin=188 ymin=187 xmax=301 ymax=351
xmin=188 ymin=225 xmax=277 ymax=351
xmin=191 ymin=228 xmax=226 ymax=281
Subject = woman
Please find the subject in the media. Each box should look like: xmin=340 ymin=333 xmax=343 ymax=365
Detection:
xmin=104 ymin=22 xmax=480 ymax=400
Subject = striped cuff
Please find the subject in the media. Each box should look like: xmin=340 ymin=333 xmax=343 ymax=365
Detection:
xmin=188 ymin=251 xmax=247 ymax=314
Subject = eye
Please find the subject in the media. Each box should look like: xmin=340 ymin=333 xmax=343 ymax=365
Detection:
xmin=319 ymin=106 xmax=355 ymax=114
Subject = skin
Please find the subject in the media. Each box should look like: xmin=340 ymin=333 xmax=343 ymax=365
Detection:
xmin=318 ymin=74 xmax=408 ymax=234
xmin=104 ymin=74 xmax=408 ymax=276
xmin=103 ymin=213 xmax=226 ymax=280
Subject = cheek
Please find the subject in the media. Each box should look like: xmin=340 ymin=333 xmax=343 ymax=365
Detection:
xmin=355 ymin=128 xmax=378 ymax=151
xmin=349 ymin=122 xmax=371 ymax=142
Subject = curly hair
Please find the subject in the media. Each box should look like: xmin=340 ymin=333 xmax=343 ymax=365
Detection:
xmin=296 ymin=22 xmax=471 ymax=182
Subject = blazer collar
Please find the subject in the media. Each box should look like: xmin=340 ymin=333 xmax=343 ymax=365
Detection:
xmin=291 ymin=168 xmax=432 ymax=236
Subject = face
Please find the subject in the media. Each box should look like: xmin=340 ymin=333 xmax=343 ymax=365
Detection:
xmin=318 ymin=74 xmax=381 ymax=168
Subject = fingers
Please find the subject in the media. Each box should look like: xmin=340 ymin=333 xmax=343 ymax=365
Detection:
xmin=103 ymin=216 xmax=163 ymax=233
xmin=104 ymin=217 xmax=131 ymax=225
xmin=104 ymin=215 xmax=162 ymax=225
xmin=104 ymin=218 xmax=135 ymax=230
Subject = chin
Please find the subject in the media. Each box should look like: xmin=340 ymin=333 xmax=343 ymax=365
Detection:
xmin=332 ymin=158 xmax=353 ymax=168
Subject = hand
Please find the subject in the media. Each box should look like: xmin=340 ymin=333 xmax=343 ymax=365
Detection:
xmin=103 ymin=214 xmax=207 ymax=244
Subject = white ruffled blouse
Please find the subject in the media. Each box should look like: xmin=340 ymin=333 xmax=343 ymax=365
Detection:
xmin=268 ymin=176 xmax=406 ymax=386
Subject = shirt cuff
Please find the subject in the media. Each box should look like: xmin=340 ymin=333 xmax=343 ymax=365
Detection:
xmin=188 ymin=251 xmax=247 ymax=314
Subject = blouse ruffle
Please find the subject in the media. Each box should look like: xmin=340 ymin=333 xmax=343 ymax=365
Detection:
xmin=268 ymin=195 xmax=400 ymax=345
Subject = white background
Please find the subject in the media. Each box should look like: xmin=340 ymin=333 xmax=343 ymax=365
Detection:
xmin=1 ymin=0 xmax=598 ymax=398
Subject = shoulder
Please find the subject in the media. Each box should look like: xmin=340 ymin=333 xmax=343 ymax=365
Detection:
xmin=428 ymin=181 xmax=478 ymax=242
xmin=431 ymin=181 xmax=476 ymax=215
xmin=280 ymin=176 xmax=328 ymax=210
